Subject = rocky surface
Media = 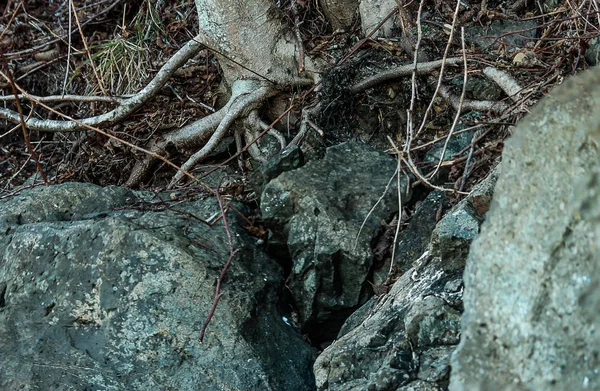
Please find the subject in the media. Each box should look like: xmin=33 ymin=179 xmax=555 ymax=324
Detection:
xmin=3 ymin=64 xmax=599 ymax=391
xmin=261 ymin=142 xmax=409 ymax=342
xmin=585 ymin=36 xmax=600 ymax=66
xmin=313 ymin=173 xmax=498 ymax=391
xmin=423 ymin=125 xmax=474 ymax=167
xmin=450 ymin=66 xmax=600 ymax=390
xmin=466 ymin=19 xmax=538 ymax=51
xmin=372 ymin=191 xmax=448 ymax=286
xmin=250 ymin=145 xmax=305 ymax=196
xmin=0 ymin=183 xmax=316 ymax=391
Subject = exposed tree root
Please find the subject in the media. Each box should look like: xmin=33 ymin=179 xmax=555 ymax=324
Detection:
xmin=123 ymin=79 xmax=279 ymax=188
xmin=286 ymin=102 xmax=322 ymax=150
xmin=243 ymin=109 xmax=287 ymax=163
xmin=0 ymin=34 xmax=205 ymax=132
xmin=347 ymin=56 xmax=513 ymax=121
xmin=247 ymin=110 xmax=287 ymax=150
xmin=0 ymin=15 xmax=525 ymax=190
xmin=167 ymin=80 xmax=277 ymax=188
xmin=437 ymin=83 xmax=509 ymax=113
xmin=350 ymin=57 xmax=462 ymax=93
xmin=482 ymin=67 xmax=524 ymax=100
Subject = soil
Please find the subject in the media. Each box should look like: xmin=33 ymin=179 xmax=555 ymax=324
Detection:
xmin=0 ymin=0 xmax=598 ymax=206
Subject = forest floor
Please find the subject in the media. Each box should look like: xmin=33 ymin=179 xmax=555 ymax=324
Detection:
xmin=0 ymin=0 xmax=599 ymax=207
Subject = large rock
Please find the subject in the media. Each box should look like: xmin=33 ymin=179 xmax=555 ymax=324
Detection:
xmin=372 ymin=191 xmax=448 ymax=286
xmin=261 ymin=142 xmax=408 ymax=342
xmin=312 ymin=251 xmax=464 ymax=391
xmin=313 ymin=174 xmax=497 ymax=391
xmin=0 ymin=183 xmax=315 ymax=390
xmin=450 ymin=68 xmax=600 ymax=390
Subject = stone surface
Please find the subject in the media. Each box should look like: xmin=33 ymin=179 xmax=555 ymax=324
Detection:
xmin=423 ymin=127 xmax=473 ymax=166
xmin=321 ymin=0 xmax=359 ymax=30
xmin=261 ymin=142 xmax=408 ymax=341
xmin=313 ymin=174 xmax=498 ymax=391
xmin=466 ymin=20 xmax=538 ymax=51
xmin=313 ymin=254 xmax=463 ymax=391
xmin=0 ymin=183 xmax=316 ymax=391
xmin=372 ymin=191 xmax=447 ymax=286
xmin=585 ymin=36 xmax=600 ymax=66
xmin=429 ymin=169 xmax=497 ymax=265
xmin=250 ymin=145 xmax=305 ymax=195
xmin=450 ymin=67 xmax=600 ymax=390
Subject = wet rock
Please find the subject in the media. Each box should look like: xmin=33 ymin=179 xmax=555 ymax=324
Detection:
xmin=261 ymin=142 xmax=409 ymax=342
xmin=450 ymin=67 xmax=600 ymax=390
xmin=0 ymin=183 xmax=316 ymax=391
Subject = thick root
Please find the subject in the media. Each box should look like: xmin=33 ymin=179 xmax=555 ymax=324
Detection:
xmin=126 ymin=80 xmax=277 ymax=188
xmin=167 ymin=80 xmax=277 ymax=188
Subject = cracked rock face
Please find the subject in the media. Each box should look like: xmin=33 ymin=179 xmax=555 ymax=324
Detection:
xmin=313 ymin=172 xmax=497 ymax=391
xmin=450 ymin=67 xmax=600 ymax=390
xmin=261 ymin=142 xmax=409 ymax=342
xmin=0 ymin=183 xmax=316 ymax=391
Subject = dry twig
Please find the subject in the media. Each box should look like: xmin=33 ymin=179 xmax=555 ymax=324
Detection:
xmin=198 ymin=179 xmax=239 ymax=343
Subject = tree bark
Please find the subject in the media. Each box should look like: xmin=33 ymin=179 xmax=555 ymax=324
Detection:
xmin=195 ymin=0 xmax=307 ymax=88
xmin=320 ymin=0 xmax=360 ymax=30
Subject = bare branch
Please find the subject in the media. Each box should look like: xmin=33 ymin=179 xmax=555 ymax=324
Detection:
xmin=437 ymin=83 xmax=509 ymax=113
xmin=413 ymin=0 xmax=463 ymax=139
xmin=428 ymin=27 xmax=468 ymax=180
xmin=69 ymin=0 xmax=109 ymax=96
xmin=3 ymin=64 xmax=48 ymax=185
xmin=198 ymin=179 xmax=239 ymax=343
xmin=4 ymin=81 xmax=204 ymax=187
xmin=125 ymin=111 xmax=226 ymax=187
xmin=4 ymin=0 xmax=122 ymax=60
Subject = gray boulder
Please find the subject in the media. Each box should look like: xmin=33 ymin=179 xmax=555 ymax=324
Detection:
xmin=261 ymin=142 xmax=408 ymax=341
xmin=450 ymin=67 xmax=600 ymax=390
xmin=313 ymin=174 xmax=498 ymax=391
xmin=372 ymin=191 xmax=448 ymax=286
xmin=0 ymin=183 xmax=316 ymax=391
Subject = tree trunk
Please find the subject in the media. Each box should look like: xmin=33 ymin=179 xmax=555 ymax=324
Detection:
xmin=128 ymin=0 xmax=361 ymax=186
xmin=320 ymin=0 xmax=360 ymax=30
xmin=195 ymin=0 xmax=306 ymax=88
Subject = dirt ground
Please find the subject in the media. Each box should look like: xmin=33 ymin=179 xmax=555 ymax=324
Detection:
xmin=0 ymin=0 xmax=598 ymax=206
